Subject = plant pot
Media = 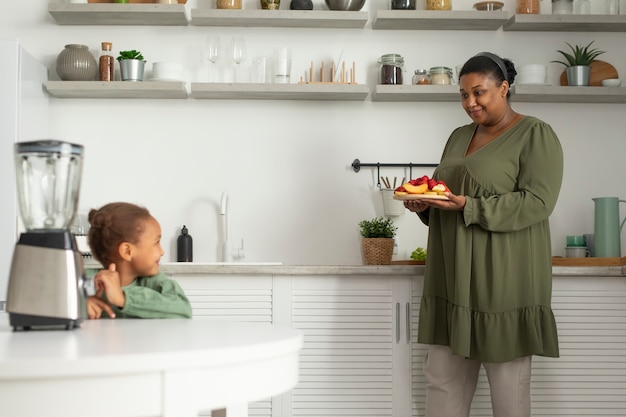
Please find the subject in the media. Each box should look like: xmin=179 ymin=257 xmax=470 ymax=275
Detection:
xmin=566 ymin=65 xmax=590 ymax=86
xmin=119 ymin=59 xmax=146 ymax=81
xmin=362 ymin=238 xmax=394 ymax=265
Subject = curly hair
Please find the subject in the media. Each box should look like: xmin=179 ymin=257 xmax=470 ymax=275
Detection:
xmin=87 ymin=202 xmax=152 ymax=267
xmin=458 ymin=53 xmax=518 ymax=98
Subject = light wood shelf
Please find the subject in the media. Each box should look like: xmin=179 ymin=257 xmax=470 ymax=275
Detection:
xmin=372 ymin=10 xmax=510 ymax=30
xmin=371 ymin=84 xmax=626 ymax=104
xmin=46 ymin=81 xmax=188 ymax=99
xmin=190 ymin=9 xmax=368 ymax=28
xmin=503 ymin=14 xmax=626 ymax=32
xmin=48 ymin=3 xmax=188 ymax=26
xmin=190 ymin=82 xmax=370 ymax=100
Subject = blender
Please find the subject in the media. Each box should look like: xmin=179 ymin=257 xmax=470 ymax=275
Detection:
xmin=6 ymin=140 xmax=88 ymax=330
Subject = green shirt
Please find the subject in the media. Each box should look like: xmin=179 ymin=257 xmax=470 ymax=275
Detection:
xmin=417 ymin=116 xmax=563 ymax=362
xmin=86 ymin=269 xmax=192 ymax=319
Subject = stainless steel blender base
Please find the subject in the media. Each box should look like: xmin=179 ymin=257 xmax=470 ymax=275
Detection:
xmin=9 ymin=312 xmax=81 ymax=331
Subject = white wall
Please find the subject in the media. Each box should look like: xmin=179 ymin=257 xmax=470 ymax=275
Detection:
xmin=2 ymin=0 xmax=626 ymax=265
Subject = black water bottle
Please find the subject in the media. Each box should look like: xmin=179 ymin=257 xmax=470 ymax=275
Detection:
xmin=177 ymin=225 xmax=193 ymax=262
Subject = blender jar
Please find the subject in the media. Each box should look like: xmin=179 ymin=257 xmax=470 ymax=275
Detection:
xmin=14 ymin=140 xmax=84 ymax=231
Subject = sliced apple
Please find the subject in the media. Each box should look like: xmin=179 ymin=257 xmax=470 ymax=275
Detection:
xmin=404 ymin=183 xmax=428 ymax=194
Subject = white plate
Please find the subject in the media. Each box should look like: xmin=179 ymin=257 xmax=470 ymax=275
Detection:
xmin=149 ymin=78 xmax=183 ymax=82
xmin=393 ymin=194 xmax=449 ymax=201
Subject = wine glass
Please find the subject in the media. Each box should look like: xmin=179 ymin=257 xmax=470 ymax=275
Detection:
xmin=204 ymin=35 xmax=221 ymax=82
xmin=230 ymin=37 xmax=247 ymax=66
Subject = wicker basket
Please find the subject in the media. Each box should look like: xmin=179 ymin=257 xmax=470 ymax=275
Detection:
xmin=362 ymin=238 xmax=395 ymax=265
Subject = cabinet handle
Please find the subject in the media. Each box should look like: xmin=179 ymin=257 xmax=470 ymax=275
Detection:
xmin=396 ymin=302 xmax=400 ymax=343
xmin=406 ymin=302 xmax=411 ymax=343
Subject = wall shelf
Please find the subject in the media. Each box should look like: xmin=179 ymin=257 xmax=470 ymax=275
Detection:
xmin=372 ymin=10 xmax=510 ymax=30
xmin=372 ymin=84 xmax=459 ymax=102
xmin=190 ymin=9 xmax=368 ymax=28
xmin=46 ymin=81 xmax=188 ymax=99
xmin=503 ymin=14 xmax=626 ymax=32
xmin=48 ymin=3 xmax=188 ymax=26
xmin=190 ymin=82 xmax=370 ymax=100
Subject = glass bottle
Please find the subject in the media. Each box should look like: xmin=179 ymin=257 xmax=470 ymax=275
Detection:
xmin=378 ymin=54 xmax=404 ymax=85
xmin=99 ymin=42 xmax=114 ymax=81
xmin=426 ymin=0 xmax=452 ymax=10
xmin=412 ymin=69 xmax=430 ymax=85
xmin=516 ymin=0 xmax=540 ymax=13
xmin=428 ymin=66 xmax=452 ymax=85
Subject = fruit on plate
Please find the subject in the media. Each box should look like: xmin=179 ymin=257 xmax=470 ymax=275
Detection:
xmin=394 ymin=175 xmax=450 ymax=195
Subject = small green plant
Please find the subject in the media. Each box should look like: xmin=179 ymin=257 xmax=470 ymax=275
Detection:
xmin=358 ymin=217 xmax=397 ymax=239
xmin=551 ymin=41 xmax=604 ymax=67
xmin=117 ymin=50 xmax=145 ymax=61
xmin=410 ymin=247 xmax=427 ymax=261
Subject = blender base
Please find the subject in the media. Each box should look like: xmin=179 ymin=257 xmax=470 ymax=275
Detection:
xmin=9 ymin=312 xmax=82 ymax=331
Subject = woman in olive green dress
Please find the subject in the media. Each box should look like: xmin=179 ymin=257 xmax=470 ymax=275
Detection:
xmin=404 ymin=52 xmax=563 ymax=417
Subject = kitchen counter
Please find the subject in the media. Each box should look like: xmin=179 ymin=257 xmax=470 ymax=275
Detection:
xmin=0 ymin=317 xmax=302 ymax=417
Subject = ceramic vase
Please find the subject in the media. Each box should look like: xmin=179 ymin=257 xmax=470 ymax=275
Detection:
xmin=56 ymin=44 xmax=97 ymax=81
xmin=119 ymin=59 xmax=146 ymax=81
xmin=290 ymin=0 xmax=312 ymax=9
xmin=261 ymin=0 xmax=280 ymax=9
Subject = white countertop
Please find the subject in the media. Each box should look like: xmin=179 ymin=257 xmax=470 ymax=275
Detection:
xmin=0 ymin=316 xmax=303 ymax=417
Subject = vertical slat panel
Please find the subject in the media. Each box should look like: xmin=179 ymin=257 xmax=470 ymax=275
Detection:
xmin=411 ymin=279 xmax=626 ymax=417
xmin=292 ymin=287 xmax=394 ymax=417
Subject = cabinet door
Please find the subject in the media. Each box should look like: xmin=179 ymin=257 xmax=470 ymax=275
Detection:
xmin=290 ymin=275 xmax=396 ymax=417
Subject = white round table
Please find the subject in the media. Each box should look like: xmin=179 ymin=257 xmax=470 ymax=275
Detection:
xmin=0 ymin=316 xmax=302 ymax=417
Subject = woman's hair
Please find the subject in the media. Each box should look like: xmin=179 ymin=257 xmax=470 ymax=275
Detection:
xmin=458 ymin=52 xmax=518 ymax=98
xmin=87 ymin=202 xmax=152 ymax=267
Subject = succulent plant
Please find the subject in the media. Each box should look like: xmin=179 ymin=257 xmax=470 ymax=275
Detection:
xmin=551 ymin=41 xmax=605 ymax=67
xmin=117 ymin=50 xmax=145 ymax=61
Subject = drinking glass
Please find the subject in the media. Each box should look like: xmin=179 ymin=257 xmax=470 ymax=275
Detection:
xmin=231 ymin=37 xmax=247 ymax=66
xmin=204 ymin=35 xmax=221 ymax=82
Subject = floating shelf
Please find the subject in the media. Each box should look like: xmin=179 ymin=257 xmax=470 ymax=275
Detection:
xmin=372 ymin=84 xmax=459 ymax=102
xmin=48 ymin=3 xmax=188 ymax=26
xmin=511 ymin=85 xmax=626 ymax=103
xmin=46 ymin=81 xmax=188 ymax=99
xmin=503 ymin=14 xmax=626 ymax=32
xmin=190 ymin=82 xmax=370 ymax=100
xmin=190 ymin=9 xmax=368 ymax=28
xmin=372 ymin=10 xmax=510 ymax=30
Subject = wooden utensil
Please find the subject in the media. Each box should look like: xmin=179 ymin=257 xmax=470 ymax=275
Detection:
xmin=559 ymin=60 xmax=619 ymax=86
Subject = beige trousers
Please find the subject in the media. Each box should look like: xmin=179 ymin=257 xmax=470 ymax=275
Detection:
xmin=423 ymin=345 xmax=532 ymax=417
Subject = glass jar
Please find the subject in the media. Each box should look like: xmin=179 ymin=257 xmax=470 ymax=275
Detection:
xmin=426 ymin=0 xmax=452 ymax=10
xmin=428 ymin=66 xmax=452 ymax=85
xmin=378 ymin=54 xmax=404 ymax=85
xmin=412 ymin=69 xmax=430 ymax=85
xmin=552 ymin=0 xmax=573 ymax=14
xmin=391 ymin=0 xmax=416 ymax=9
xmin=517 ymin=0 xmax=540 ymax=13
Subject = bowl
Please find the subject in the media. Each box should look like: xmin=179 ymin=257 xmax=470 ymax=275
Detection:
xmin=601 ymin=78 xmax=622 ymax=87
xmin=324 ymin=0 xmax=366 ymax=11
xmin=473 ymin=1 xmax=504 ymax=10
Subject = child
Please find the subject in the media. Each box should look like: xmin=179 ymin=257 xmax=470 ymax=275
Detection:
xmin=86 ymin=202 xmax=192 ymax=319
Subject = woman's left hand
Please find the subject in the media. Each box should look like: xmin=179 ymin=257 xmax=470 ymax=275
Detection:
xmin=421 ymin=192 xmax=466 ymax=211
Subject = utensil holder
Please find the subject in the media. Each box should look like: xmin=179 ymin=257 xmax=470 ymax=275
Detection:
xmin=381 ymin=189 xmax=405 ymax=217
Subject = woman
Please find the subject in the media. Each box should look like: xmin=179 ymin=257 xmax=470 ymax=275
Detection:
xmin=404 ymin=52 xmax=563 ymax=417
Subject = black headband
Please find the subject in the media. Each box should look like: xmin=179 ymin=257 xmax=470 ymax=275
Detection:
xmin=474 ymin=52 xmax=508 ymax=82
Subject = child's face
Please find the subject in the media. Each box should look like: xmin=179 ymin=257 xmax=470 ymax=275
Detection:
xmin=129 ymin=216 xmax=164 ymax=277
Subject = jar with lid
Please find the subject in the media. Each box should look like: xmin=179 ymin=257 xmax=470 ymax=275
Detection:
xmin=428 ymin=66 xmax=452 ymax=85
xmin=391 ymin=0 xmax=416 ymax=9
xmin=517 ymin=0 xmax=540 ymax=13
xmin=99 ymin=42 xmax=114 ymax=81
xmin=412 ymin=69 xmax=430 ymax=85
xmin=378 ymin=54 xmax=404 ymax=85
xmin=552 ymin=0 xmax=573 ymax=14
xmin=426 ymin=0 xmax=452 ymax=10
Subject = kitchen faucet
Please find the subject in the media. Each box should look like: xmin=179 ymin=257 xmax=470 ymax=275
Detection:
xmin=220 ymin=191 xmax=230 ymax=262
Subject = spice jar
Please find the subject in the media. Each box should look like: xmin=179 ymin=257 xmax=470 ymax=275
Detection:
xmin=378 ymin=54 xmax=404 ymax=85
xmin=428 ymin=66 xmax=452 ymax=85
xmin=517 ymin=0 xmax=540 ymax=13
xmin=426 ymin=0 xmax=452 ymax=10
xmin=412 ymin=69 xmax=430 ymax=85
xmin=99 ymin=42 xmax=114 ymax=81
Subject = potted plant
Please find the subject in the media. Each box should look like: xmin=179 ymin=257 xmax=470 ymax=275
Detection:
xmin=551 ymin=41 xmax=605 ymax=86
xmin=117 ymin=49 xmax=146 ymax=81
xmin=358 ymin=216 xmax=397 ymax=265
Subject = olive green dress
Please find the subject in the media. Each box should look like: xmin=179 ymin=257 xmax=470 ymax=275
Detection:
xmin=417 ymin=116 xmax=563 ymax=363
